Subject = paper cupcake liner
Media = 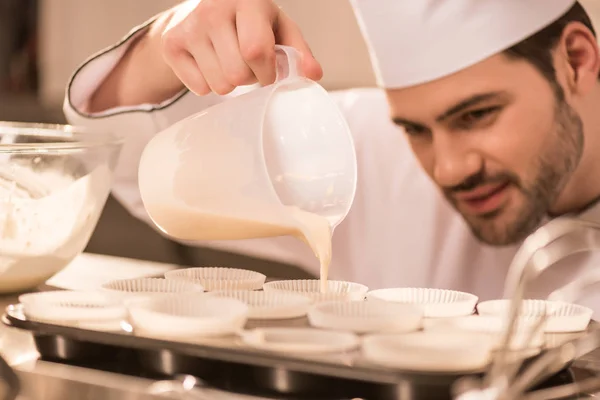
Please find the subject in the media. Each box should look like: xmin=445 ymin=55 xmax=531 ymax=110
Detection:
xmin=100 ymin=278 xmax=205 ymax=300
xmin=365 ymin=288 xmax=478 ymax=318
xmin=476 ymin=299 xmax=592 ymax=333
xmin=307 ymin=300 xmax=423 ymax=333
xmin=262 ymin=280 xmax=369 ymax=302
xmin=207 ymin=290 xmax=311 ymax=320
xmin=425 ymin=315 xmax=546 ymax=349
xmin=361 ymin=331 xmax=494 ymax=372
xmin=164 ymin=267 xmax=266 ymax=291
xmin=19 ymin=290 xmax=127 ymax=325
xmin=240 ymin=327 xmax=360 ymax=354
xmin=126 ymin=293 xmax=249 ymax=338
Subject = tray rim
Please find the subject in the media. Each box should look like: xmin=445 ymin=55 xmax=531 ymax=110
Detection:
xmin=6 ymin=304 xmax=597 ymax=388
xmin=2 ymin=303 xmax=492 ymax=386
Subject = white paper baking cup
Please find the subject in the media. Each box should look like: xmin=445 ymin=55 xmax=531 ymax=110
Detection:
xmin=307 ymin=300 xmax=423 ymax=333
xmin=362 ymin=331 xmax=494 ymax=372
xmin=425 ymin=315 xmax=546 ymax=349
xmin=164 ymin=267 xmax=266 ymax=291
xmin=126 ymin=293 xmax=249 ymax=338
xmin=240 ymin=327 xmax=360 ymax=354
xmin=366 ymin=288 xmax=478 ymax=318
xmin=19 ymin=290 xmax=127 ymax=331
xmin=207 ymin=290 xmax=312 ymax=320
xmin=262 ymin=280 xmax=368 ymax=302
xmin=476 ymin=299 xmax=592 ymax=333
xmin=100 ymin=278 xmax=205 ymax=300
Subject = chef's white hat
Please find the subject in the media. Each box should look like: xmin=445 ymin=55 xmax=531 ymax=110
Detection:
xmin=349 ymin=0 xmax=577 ymax=89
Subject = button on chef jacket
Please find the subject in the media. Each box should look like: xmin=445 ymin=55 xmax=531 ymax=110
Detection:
xmin=63 ymin=19 xmax=600 ymax=318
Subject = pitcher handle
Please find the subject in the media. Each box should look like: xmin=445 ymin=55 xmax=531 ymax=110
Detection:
xmin=274 ymin=45 xmax=303 ymax=81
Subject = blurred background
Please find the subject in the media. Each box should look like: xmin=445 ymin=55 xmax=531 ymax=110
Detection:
xmin=0 ymin=0 xmax=599 ymax=276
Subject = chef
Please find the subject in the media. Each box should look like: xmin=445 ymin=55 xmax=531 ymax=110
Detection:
xmin=64 ymin=0 xmax=600 ymax=315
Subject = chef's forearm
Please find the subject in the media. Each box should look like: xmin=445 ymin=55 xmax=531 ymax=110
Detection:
xmin=86 ymin=12 xmax=185 ymax=113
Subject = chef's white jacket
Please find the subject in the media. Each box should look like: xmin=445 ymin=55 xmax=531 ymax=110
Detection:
xmin=63 ymin=19 xmax=600 ymax=316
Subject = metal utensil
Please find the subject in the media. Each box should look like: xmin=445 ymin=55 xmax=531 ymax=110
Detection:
xmin=492 ymin=218 xmax=600 ymax=387
xmin=455 ymin=217 xmax=600 ymax=400
xmin=505 ymin=326 xmax=600 ymax=398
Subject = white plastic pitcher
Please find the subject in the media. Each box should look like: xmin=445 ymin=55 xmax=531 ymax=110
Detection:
xmin=138 ymin=45 xmax=357 ymax=246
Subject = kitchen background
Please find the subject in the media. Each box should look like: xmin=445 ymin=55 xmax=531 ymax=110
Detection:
xmin=0 ymin=0 xmax=599 ymax=278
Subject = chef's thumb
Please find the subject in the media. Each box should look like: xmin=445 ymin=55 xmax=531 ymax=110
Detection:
xmin=275 ymin=11 xmax=323 ymax=81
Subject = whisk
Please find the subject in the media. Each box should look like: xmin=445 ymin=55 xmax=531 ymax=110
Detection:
xmin=454 ymin=217 xmax=600 ymax=400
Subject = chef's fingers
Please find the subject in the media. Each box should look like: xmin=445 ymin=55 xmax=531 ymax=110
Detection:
xmin=162 ymin=0 xmax=318 ymax=94
xmin=236 ymin=3 xmax=278 ymax=86
xmin=162 ymin=37 xmax=211 ymax=96
xmin=187 ymin=36 xmax=235 ymax=95
xmin=274 ymin=11 xmax=323 ymax=81
xmin=209 ymin=21 xmax=256 ymax=88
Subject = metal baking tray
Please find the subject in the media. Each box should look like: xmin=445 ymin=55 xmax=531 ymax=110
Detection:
xmin=2 ymin=304 xmax=583 ymax=400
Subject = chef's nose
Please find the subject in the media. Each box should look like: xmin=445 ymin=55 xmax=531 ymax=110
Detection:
xmin=433 ymin=141 xmax=482 ymax=188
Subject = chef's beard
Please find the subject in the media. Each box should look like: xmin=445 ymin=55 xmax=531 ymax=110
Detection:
xmin=444 ymin=97 xmax=584 ymax=246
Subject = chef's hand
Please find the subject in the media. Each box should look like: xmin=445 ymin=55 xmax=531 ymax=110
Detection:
xmin=161 ymin=0 xmax=323 ymax=95
xmin=86 ymin=0 xmax=322 ymax=112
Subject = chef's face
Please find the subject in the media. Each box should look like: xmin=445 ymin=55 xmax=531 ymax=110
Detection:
xmin=386 ymin=53 xmax=584 ymax=246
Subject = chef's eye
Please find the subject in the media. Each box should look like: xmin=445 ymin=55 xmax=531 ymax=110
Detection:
xmin=455 ymin=106 xmax=501 ymax=129
xmin=397 ymin=123 xmax=431 ymax=138
xmin=403 ymin=125 xmax=429 ymax=137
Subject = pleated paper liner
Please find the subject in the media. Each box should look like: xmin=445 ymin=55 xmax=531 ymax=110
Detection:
xmin=307 ymin=300 xmax=423 ymax=333
xmin=424 ymin=315 xmax=546 ymax=350
xmin=240 ymin=327 xmax=360 ymax=354
xmin=19 ymin=290 xmax=126 ymax=331
xmin=100 ymin=278 xmax=204 ymax=300
xmin=125 ymin=292 xmax=249 ymax=338
xmin=207 ymin=290 xmax=312 ymax=319
xmin=366 ymin=288 xmax=478 ymax=318
xmin=477 ymin=299 xmax=593 ymax=333
xmin=361 ymin=331 xmax=495 ymax=372
xmin=262 ymin=279 xmax=369 ymax=302
xmin=164 ymin=267 xmax=266 ymax=291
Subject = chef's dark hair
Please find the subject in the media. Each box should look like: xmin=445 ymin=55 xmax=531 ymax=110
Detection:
xmin=505 ymin=1 xmax=598 ymax=94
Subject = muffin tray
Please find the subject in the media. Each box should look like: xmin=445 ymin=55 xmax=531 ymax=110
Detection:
xmin=2 ymin=304 xmax=585 ymax=400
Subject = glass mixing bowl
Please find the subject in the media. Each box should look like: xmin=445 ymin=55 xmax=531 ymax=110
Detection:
xmin=0 ymin=121 xmax=123 ymax=293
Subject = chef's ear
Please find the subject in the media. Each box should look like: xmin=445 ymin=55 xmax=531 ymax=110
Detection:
xmin=558 ymin=21 xmax=600 ymax=96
